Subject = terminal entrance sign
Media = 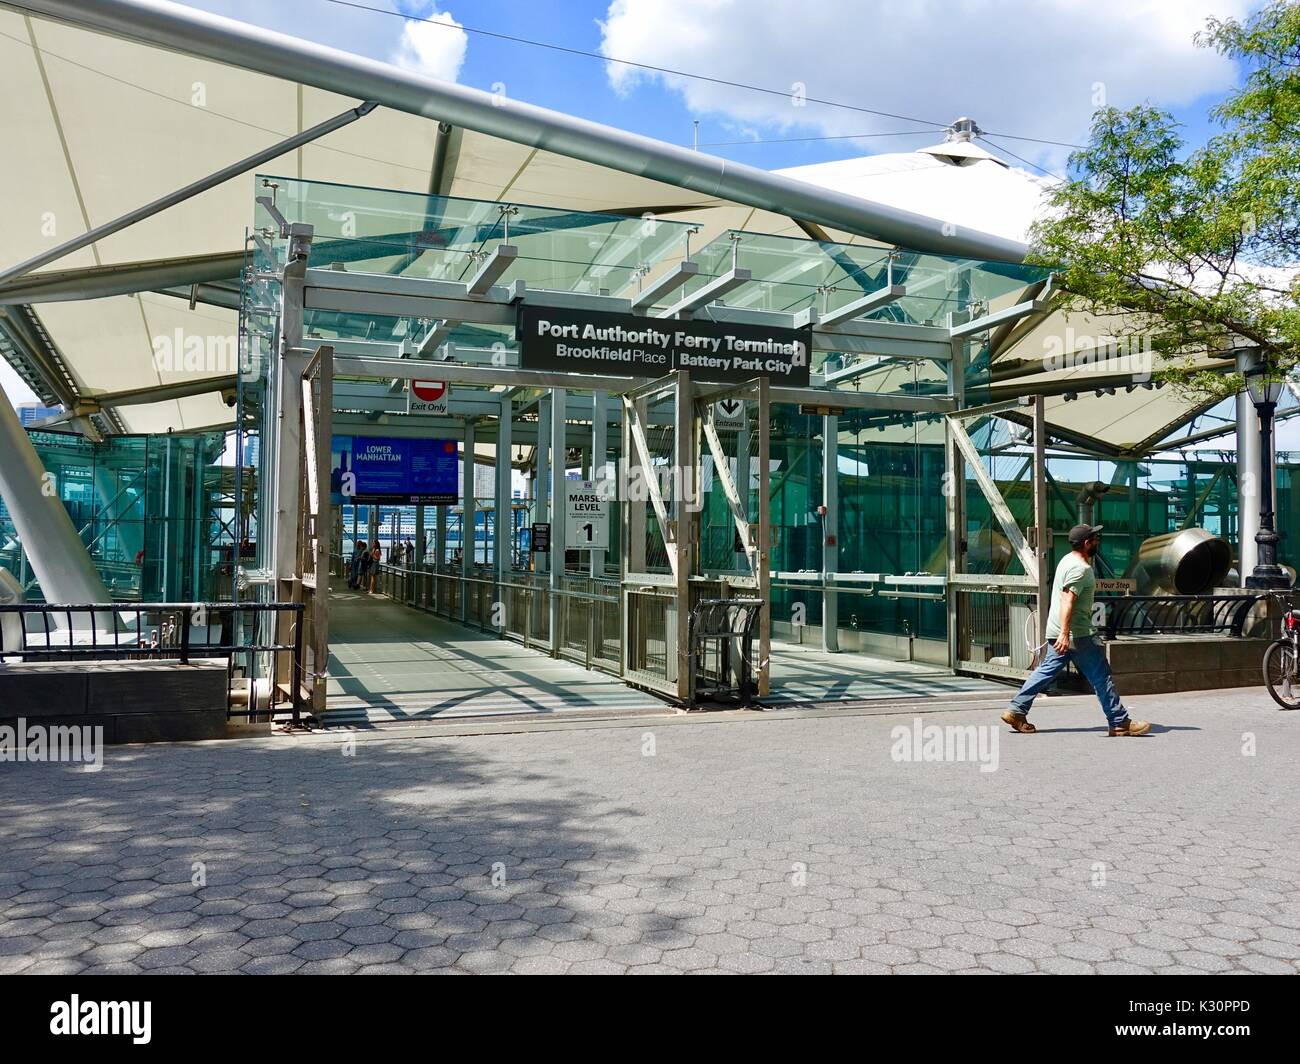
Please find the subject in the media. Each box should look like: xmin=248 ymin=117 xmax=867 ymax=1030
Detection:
xmin=564 ymin=479 xmax=610 ymax=549
xmin=518 ymin=306 xmax=811 ymax=386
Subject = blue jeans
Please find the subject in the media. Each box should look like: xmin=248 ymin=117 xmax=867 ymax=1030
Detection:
xmin=1009 ymin=634 xmax=1129 ymax=726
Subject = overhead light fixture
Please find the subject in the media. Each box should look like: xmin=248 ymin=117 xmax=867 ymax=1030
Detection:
xmin=1246 ymin=369 xmax=1285 ymax=408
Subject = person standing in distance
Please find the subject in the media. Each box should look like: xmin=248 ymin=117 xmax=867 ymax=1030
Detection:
xmin=1002 ymin=524 xmax=1151 ymax=737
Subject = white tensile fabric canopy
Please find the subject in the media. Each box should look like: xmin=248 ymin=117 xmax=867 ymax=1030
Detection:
xmin=0 ymin=4 xmax=1240 ymax=452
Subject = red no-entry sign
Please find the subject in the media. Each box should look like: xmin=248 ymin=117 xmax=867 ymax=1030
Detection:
xmin=409 ymin=379 xmax=449 ymax=415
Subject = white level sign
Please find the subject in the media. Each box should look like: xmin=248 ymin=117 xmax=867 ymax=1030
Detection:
xmin=565 ymin=479 xmax=609 ymax=549
xmin=408 ymin=379 xmax=450 ymax=416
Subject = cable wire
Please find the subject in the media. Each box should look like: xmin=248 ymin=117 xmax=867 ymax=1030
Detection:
xmin=692 ymin=129 xmax=944 ymax=148
xmin=977 ymin=135 xmax=1065 ymax=180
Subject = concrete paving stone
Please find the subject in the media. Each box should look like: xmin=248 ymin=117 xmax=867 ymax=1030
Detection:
xmin=1 ymin=688 xmax=1297 ymax=976
xmin=605 ymin=944 xmax=663 ymax=966
xmin=295 ymin=958 xmax=359 ymax=975
xmin=291 ymin=938 xmax=352 ymax=961
xmin=1236 ymin=953 xmax=1297 ymax=974
xmin=565 ymin=959 xmax=627 ymax=975
xmin=188 ymin=948 xmax=251 ymax=974
xmin=354 ymin=963 xmax=414 ymax=975
xmin=454 ymin=949 xmax=514 ymax=974
xmin=770 ymin=956 xmax=834 ymax=975
xmin=978 ymin=952 xmax=1038 ymax=974
xmin=239 ymin=954 xmax=302 ymax=974
xmin=831 ymin=959 xmax=892 ymax=975
xmin=1174 ymin=949 xmax=1235 ymax=972
xmin=545 ymin=938 xmax=605 ymax=964
xmin=24 ymin=958 xmax=88 ymax=975
xmin=136 ymin=945 xmax=199 ymax=970
xmin=1095 ymin=962 xmax=1157 ymax=975
xmin=400 ymin=945 xmax=458 ymax=970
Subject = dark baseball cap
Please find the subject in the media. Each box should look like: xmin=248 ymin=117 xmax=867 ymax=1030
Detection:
xmin=1069 ymin=523 xmax=1104 ymax=546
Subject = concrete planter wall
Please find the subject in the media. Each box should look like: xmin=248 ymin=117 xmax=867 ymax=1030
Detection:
xmin=0 ymin=658 xmax=228 ymax=743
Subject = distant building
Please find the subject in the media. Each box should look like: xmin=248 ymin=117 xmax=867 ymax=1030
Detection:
xmin=17 ymin=403 xmax=63 ymax=428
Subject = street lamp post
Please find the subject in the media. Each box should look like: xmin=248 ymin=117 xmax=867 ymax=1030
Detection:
xmin=1244 ymin=368 xmax=1290 ymax=589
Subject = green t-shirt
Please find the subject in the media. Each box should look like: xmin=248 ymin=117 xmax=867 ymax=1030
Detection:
xmin=1045 ymin=552 xmax=1095 ymax=639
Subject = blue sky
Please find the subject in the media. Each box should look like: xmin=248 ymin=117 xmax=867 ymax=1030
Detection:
xmin=0 ymin=0 xmax=1262 ymax=409
xmin=186 ymin=0 xmax=1254 ymax=175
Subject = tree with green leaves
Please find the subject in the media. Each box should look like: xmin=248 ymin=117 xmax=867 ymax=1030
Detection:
xmin=1028 ymin=0 xmax=1299 ymax=400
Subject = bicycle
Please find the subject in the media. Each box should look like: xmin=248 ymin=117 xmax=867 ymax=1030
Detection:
xmin=1262 ymin=592 xmax=1300 ymax=709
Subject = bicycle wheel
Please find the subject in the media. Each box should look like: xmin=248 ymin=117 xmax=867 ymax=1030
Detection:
xmin=1263 ymin=639 xmax=1300 ymax=709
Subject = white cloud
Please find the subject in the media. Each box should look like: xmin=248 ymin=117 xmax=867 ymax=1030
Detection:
xmin=598 ymin=0 xmax=1251 ymax=168
xmin=392 ymin=6 xmax=468 ymax=82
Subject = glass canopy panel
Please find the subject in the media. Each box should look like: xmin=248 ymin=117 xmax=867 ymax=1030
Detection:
xmin=253 ymin=176 xmax=696 ymax=346
xmin=303 ymin=309 xmax=516 ymax=350
xmin=685 ymin=230 xmax=1050 ymax=326
xmin=254 ymin=175 xmax=693 ymax=290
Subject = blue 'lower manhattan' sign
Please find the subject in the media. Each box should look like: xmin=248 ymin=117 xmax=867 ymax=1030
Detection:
xmin=330 ymin=435 xmax=459 ymax=504
xmin=517 ymin=306 xmax=811 ymax=387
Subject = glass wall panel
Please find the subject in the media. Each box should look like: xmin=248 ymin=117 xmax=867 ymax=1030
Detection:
xmin=0 ymin=430 xmax=234 ymax=603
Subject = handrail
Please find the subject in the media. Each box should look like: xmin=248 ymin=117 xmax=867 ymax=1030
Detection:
xmin=375 ymin=563 xmax=620 ymax=604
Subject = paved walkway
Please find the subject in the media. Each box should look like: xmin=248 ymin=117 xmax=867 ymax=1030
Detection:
xmin=1 ymin=687 xmax=1297 ymax=974
xmin=325 ymin=588 xmax=1007 ymax=727
xmin=325 ymin=588 xmax=668 ymax=726
xmin=767 ymin=639 xmax=1005 ymax=707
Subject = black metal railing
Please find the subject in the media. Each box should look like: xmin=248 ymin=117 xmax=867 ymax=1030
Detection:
xmin=0 ymin=602 xmax=305 ymax=722
xmin=1100 ymin=594 xmax=1265 ymax=639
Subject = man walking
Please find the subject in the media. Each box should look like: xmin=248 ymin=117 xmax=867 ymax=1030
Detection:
xmin=1002 ymin=524 xmax=1151 ymax=736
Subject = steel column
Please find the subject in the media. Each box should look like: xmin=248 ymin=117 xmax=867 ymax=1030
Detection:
xmin=549 ymin=388 xmax=567 ymax=653
xmin=756 ymin=377 xmax=771 ymax=696
xmin=271 ymin=226 xmax=313 ymax=592
xmin=821 ymin=413 xmax=840 ymax=653
xmin=674 ymin=371 xmax=694 ymax=701
xmin=535 ymin=396 xmax=550 ymax=578
xmin=460 ymin=417 xmax=476 ymax=622
xmin=1236 ymin=348 xmax=1262 ymax=583
xmin=496 ymin=395 xmax=512 ymax=582
xmin=1031 ymin=396 xmax=1050 ymax=646
xmin=590 ymin=391 xmax=607 ymax=578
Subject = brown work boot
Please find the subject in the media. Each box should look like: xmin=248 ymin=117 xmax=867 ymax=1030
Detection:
xmin=1108 ymin=718 xmax=1151 ymax=737
xmin=1001 ymin=711 xmax=1036 ymax=734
